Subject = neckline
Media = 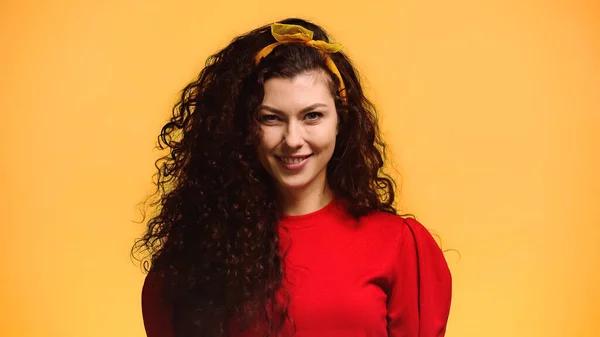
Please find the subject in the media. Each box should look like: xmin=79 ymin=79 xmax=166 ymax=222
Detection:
xmin=279 ymin=197 xmax=339 ymax=224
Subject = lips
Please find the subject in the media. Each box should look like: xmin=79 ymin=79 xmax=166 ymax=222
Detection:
xmin=278 ymin=155 xmax=312 ymax=164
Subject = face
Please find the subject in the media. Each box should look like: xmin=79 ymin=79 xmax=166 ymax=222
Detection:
xmin=257 ymin=70 xmax=338 ymax=195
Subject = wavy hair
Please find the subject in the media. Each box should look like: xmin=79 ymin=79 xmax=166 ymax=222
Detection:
xmin=132 ymin=17 xmax=397 ymax=337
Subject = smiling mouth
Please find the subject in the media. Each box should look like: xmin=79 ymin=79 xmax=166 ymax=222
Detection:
xmin=277 ymin=155 xmax=312 ymax=164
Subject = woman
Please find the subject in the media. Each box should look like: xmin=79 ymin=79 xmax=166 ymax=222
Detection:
xmin=133 ymin=18 xmax=452 ymax=337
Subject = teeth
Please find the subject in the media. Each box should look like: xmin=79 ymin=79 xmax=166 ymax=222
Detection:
xmin=280 ymin=156 xmax=307 ymax=164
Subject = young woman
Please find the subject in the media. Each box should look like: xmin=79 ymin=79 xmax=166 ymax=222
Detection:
xmin=133 ymin=17 xmax=452 ymax=337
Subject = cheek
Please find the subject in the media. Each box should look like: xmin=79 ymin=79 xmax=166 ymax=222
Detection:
xmin=307 ymin=129 xmax=337 ymax=152
xmin=325 ymin=135 xmax=337 ymax=155
xmin=258 ymin=129 xmax=279 ymax=156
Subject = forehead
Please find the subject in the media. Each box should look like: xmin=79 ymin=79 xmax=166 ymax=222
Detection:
xmin=262 ymin=71 xmax=335 ymax=110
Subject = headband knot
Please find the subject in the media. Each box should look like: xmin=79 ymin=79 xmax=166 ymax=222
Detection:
xmin=255 ymin=23 xmax=347 ymax=103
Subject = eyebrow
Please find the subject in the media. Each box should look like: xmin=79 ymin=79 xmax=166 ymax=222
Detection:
xmin=258 ymin=103 xmax=328 ymax=115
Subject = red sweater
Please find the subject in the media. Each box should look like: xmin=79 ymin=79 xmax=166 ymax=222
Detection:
xmin=142 ymin=199 xmax=452 ymax=336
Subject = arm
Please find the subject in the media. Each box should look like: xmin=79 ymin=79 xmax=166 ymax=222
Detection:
xmin=387 ymin=218 xmax=452 ymax=337
xmin=141 ymin=270 xmax=175 ymax=337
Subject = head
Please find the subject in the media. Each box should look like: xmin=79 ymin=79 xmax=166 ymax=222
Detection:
xmin=256 ymin=69 xmax=338 ymax=204
xmin=133 ymin=18 xmax=397 ymax=337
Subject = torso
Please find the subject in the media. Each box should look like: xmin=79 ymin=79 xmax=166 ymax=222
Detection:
xmin=231 ymin=199 xmax=404 ymax=337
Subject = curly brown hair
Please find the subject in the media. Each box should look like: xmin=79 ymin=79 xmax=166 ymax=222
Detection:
xmin=132 ymin=17 xmax=398 ymax=337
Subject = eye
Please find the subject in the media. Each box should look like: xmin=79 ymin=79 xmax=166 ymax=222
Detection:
xmin=260 ymin=114 xmax=281 ymax=123
xmin=305 ymin=112 xmax=323 ymax=121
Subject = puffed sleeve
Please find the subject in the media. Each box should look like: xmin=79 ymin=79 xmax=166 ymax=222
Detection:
xmin=141 ymin=270 xmax=175 ymax=337
xmin=387 ymin=217 xmax=452 ymax=336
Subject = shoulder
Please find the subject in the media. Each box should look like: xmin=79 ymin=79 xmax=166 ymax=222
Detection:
xmin=141 ymin=269 xmax=175 ymax=337
xmin=358 ymin=210 xmax=434 ymax=243
xmin=358 ymin=211 xmax=447 ymax=267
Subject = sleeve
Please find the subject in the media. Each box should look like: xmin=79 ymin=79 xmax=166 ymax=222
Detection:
xmin=141 ymin=270 xmax=175 ymax=337
xmin=387 ymin=217 xmax=452 ymax=337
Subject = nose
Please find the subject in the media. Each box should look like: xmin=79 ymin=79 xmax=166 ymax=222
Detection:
xmin=282 ymin=122 xmax=304 ymax=149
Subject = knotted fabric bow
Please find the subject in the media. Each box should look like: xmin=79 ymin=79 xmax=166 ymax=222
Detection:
xmin=255 ymin=23 xmax=347 ymax=103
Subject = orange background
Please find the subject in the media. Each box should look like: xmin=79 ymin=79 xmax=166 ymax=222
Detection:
xmin=1 ymin=0 xmax=598 ymax=336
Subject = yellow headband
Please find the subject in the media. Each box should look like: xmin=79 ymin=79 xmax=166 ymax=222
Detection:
xmin=255 ymin=23 xmax=347 ymax=103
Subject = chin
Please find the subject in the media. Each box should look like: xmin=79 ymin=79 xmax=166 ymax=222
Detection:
xmin=277 ymin=179 xmax=310 ymax=191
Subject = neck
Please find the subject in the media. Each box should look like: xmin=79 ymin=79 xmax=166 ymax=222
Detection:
xmin=279 ymin=182 xmax=333 ymax=216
